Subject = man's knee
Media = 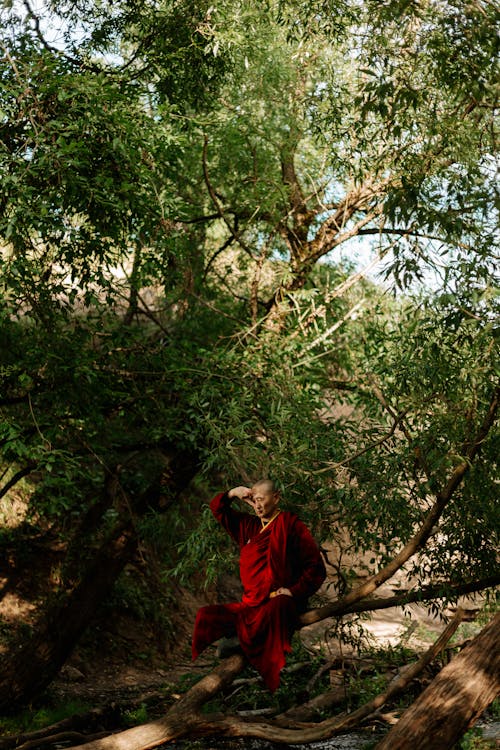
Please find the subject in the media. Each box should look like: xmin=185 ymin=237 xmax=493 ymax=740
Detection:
xmin=216 ymin=635 xmax=241 ymax=658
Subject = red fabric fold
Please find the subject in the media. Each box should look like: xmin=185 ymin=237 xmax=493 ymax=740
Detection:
xmin=192 ymin=492 xmax=326 ymax=691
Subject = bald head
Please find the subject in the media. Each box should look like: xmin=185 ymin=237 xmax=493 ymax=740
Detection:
xmin=251 ymin=478 xmax=280 ymax=521
xmin=252 ymin=478 xmax=277 ymax=494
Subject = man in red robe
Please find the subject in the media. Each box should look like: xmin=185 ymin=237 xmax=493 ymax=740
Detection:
xmin=192 ymin=479 xmax=326 ymax=691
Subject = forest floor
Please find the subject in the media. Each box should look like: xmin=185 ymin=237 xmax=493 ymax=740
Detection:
xmin=0 ymin=528 xmax=498 ymax=748
xmin=26 ymin=568 xmax=455 ymax=704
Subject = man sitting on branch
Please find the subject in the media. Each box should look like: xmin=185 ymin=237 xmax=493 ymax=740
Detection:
xmin=192 ymin=479 xmax=326 ymax=691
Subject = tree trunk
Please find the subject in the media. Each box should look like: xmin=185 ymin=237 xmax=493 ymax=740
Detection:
xmin=0 ymin=519 xmax=139 ymax=711
xmin=66 ymin=602 xmax=466 ymax=750
xmin=0 ymin=449 xmax=199 ymax=712
xmin=375 ymin=612 xmax=500 ymax=750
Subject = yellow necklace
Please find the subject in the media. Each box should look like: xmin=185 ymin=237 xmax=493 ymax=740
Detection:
xmin=260 ymin=509 xmax=281 ymax=531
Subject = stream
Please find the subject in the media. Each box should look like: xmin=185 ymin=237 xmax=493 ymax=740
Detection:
xmin=169 ymin=729 xmax=384 ymax=749
xmin=168 ymin=718 xmax=500 ymax=749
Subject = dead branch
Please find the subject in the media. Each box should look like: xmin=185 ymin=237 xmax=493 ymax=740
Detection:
xmin=67 ymin=610 xmax=464 ymax=750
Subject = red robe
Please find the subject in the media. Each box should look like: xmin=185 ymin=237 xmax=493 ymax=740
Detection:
xmin=192 ymin=492 xmax=326 ymax=691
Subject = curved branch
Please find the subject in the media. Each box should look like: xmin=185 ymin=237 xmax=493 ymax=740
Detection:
xmin=0 ymin=463 xmax=36 ymax=500
xmin=203 ymin=235 xmax=235 ymax=281
xmin=22 ymin=0 xmax=102 ymax=73
xmin=300 ymin=383 xmax=499 ymax=626
xmin=314 ymin=410 xmax=403 ymax=473
xmin=202 ymin=136 xmax=254 ymax=259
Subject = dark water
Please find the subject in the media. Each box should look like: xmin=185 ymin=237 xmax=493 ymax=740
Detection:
xmin=167 ymin=719 xmax=500 ymax=749
xmin=168 ymin=729 xmax=383 ymax=749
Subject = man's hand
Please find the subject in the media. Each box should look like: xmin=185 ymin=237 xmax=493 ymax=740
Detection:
xmin=228 ymin=486 xmax=255 ymax=508
xmin=270 ymin=588 xmax=293 ymax=598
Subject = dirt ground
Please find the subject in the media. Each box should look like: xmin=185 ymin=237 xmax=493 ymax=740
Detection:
xmin=41 ymin=569 xmax=486 ymax=710
xmin=0 ymin=519 xmax=491 ymax=719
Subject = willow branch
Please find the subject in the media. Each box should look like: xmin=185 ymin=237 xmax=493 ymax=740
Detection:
xmin=300 ymin=384 xmax=499 ymax=625
xmin=202 ymin=136 xmax=254 ymax=259
xmin=341 ymin=574 xmax=500 ymax=616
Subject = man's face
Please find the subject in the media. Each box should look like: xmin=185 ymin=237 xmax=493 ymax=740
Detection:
xmin=251 ymin=484 xmax=280 ymax=520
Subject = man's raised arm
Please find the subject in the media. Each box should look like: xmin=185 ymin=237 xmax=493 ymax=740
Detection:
xmin=210 ymin=486 xmax=255 ymax=546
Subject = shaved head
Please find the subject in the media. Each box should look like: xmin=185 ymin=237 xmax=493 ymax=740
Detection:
xmin=251 ymin=479 xmax=280 ymax=521
xmin=252 ymin=478 xmax=277 ymax=494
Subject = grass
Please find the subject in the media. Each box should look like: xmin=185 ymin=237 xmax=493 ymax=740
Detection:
xmin=0 ymin=699 xmax=91 ymax=736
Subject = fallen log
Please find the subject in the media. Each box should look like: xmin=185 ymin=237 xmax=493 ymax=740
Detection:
xmin=375 ymin=611 xmax=500 ymax=749
xmin=67 ymin=609 xmax=465 ymax=750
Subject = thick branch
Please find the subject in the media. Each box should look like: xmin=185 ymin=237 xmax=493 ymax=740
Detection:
xmin=306 ymin=180 xmax=387 ymax=264
xmin=0 ymin=463 xmax=36 ymax=500
xmin=301 ymin=384 xmax=499 ymax=626
xmin=68 ymin=610 xmax=465 ymax=750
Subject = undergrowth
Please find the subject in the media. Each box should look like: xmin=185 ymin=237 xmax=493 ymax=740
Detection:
xmin=0 ymin=699 xmax=91 ymax=736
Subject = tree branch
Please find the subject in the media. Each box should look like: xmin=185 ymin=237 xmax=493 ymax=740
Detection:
xmin=202 ymin=136 xmax=254 ymax=259
xmin=341 ymin=574 xmax=500 ymax=616
xmin=313 ymin=410 xmax=403 ymax=472
xmin=300 ymin=383 xmax=499 ymax=625
xmin=0 ymin=464 xmax=36 ymax=501
xmin=22 ymin=0 xmax=103 ymax=73
xmin=203 ymin=235 xmax=235 ymax=281
xmin=357 ymin=227 xmax=474 ymax=252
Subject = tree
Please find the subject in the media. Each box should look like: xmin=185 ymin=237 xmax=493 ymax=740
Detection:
xmin=375 ymin=612 xmax=500 ymax=750
xmin=0 ymin=0 xmax=498 ymax=739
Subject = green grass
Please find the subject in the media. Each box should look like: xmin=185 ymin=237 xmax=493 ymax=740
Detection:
xmin=457 ymin=727 xmax=497 ymax=749
xmin=0 ymin=699 xmax=91 ymax=736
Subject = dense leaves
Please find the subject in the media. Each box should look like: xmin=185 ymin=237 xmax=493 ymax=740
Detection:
xmin=0 ymin=0 xmax=498 ymax=709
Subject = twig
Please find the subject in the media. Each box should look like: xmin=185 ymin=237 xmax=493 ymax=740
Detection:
xmin=313 ymin=412 xmax=405 ymax=473
xmin=202 ymin=136 xmax=254 ymax=259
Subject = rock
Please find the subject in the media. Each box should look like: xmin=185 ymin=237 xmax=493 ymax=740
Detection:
xmin=60 ymin=665 xmax=86 ymax=682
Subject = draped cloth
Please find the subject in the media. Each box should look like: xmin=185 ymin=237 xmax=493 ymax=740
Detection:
xmin=192 ymin=492 xmax=326 ymax=691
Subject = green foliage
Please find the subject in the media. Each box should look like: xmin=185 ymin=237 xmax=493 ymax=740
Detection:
xmin=458 ymin=728 xmax=497 ymax=750
xmin=0 ymin=0 xmax=498 ymax=689
xmin=0 ymin=700 xmax=90 ymax=735
xmin=123 ymin=702 xmax=149 ymax=726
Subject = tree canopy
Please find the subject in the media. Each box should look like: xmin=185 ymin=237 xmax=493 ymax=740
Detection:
xmin=0 ymin=0 xmax=498 ymax=738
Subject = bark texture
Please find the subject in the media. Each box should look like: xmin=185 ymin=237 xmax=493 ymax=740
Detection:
xmin=375 ymin=612 xmax=500 ymax=750
xmin=0 ymin=448 xmax=199 ymax=712
xmin=67 ymin=607 xmax=465 ymax=750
